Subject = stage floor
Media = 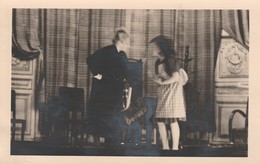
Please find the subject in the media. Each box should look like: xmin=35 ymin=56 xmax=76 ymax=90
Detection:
xmin=11 ymin=141 xmax=247 ymax=157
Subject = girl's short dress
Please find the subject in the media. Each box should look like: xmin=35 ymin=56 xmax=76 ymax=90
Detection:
xmin=155 ymin=63 xmax=187 ymax=124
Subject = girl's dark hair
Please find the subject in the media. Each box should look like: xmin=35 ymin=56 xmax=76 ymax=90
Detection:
xmin=151 ymin=35 xmax=180 ymax=76
xmin=155 ymin=56 xmax=180 ymax=77
xmin=150 ymin=35 xmax=173 ymax=57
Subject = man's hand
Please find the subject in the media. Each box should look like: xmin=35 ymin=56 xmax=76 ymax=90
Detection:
xmin=94 ymin=74 xmax=102 ymax=80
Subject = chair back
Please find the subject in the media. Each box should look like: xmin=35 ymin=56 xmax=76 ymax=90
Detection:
xmin=11 ymin=90 xmax=16 ymax=119
xmin=47 ymin=95 xmax=67 ymax=121
xmin=126 ymin=59 xmax=143 ymax=103
xmin=59 ymin=87 xmax=84 ymax=113
xmin=245 ymin=98 xmax=248 ymax=128
xmin=58 ymin=87 xmax=85 ymax=144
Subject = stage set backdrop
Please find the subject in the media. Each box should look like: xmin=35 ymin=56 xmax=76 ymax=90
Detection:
xmin=11 ymin=9 xmax=249 ymax=142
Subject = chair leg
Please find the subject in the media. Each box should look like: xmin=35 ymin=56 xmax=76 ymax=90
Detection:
xmin=21 ymin=122 xmax=26 ymax=141
xmin=11 ymin=121 xmax=26 ymax=141
xmin=146 ymin=124 xmax=152 ymax=146
xmin=11 ymin=122 xmax=15 ymax=141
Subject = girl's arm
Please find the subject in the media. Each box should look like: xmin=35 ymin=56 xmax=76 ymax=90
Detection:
xmin=153 ymin=71 xmax=180 ymax=85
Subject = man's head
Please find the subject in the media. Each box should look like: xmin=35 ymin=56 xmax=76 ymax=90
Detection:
xmin=113 ymin=27 xmax=130 ymax=52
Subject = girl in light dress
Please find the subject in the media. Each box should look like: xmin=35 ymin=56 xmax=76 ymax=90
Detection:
xmin=150 ymin=35 xmax=188 ymax=150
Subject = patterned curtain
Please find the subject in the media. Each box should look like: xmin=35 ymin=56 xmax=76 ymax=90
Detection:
xmin=181 ymin=10 xmax=222 ymax=132
xmin=12 ymin=9 xmax=41 ymax=59
xmin=222 ymin=10 xmax=249 ymax=49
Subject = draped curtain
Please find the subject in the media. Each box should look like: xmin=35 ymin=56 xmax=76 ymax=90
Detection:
xmin=222 ymin=10 xmax=249 ymax=49
xmin=12 ymin=9 xmax=248 ymax=134
xmin=12 ymin=9 xmax=41 ymax=59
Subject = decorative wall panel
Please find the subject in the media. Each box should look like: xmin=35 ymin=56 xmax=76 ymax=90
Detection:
xmin=218 ymin=39 xmax=248 ymax=78
xmin=11 ymin=57 xmax=36 ymax=141
xmin=212 ymin=37 xmax=248 ymax=143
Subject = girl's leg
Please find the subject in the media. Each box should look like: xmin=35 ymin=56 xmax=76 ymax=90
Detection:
xmin=170 ymin=121 xmax=180 ymax=150
xmin=157 ymin=122 xmax=170 ymax=150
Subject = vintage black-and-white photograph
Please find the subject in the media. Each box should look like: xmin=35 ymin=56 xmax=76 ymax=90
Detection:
xmin=10 ymin=9 xmax=249 ymax=157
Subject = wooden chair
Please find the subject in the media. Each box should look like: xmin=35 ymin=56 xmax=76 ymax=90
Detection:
xmin=228 ymin=99 xmax=248 ymax=145
xmin=45 ymin=95 xmax=68 ymax=144
xmin=59 ymin=87 xmax=85 ymax=146
xmin=125 ymin=58 xmax=143 ymax=103
xmin=120 ymin=58 xmax=143 ymax=145
xmin=11 ymin=90 xmax=26 ymax=141
xmin=143 ymin=97 xmax=160 ymax=146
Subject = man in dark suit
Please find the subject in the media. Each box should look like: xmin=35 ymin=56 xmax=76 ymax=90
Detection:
xmin=86 ymin=27 xmax=130 ymax=148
